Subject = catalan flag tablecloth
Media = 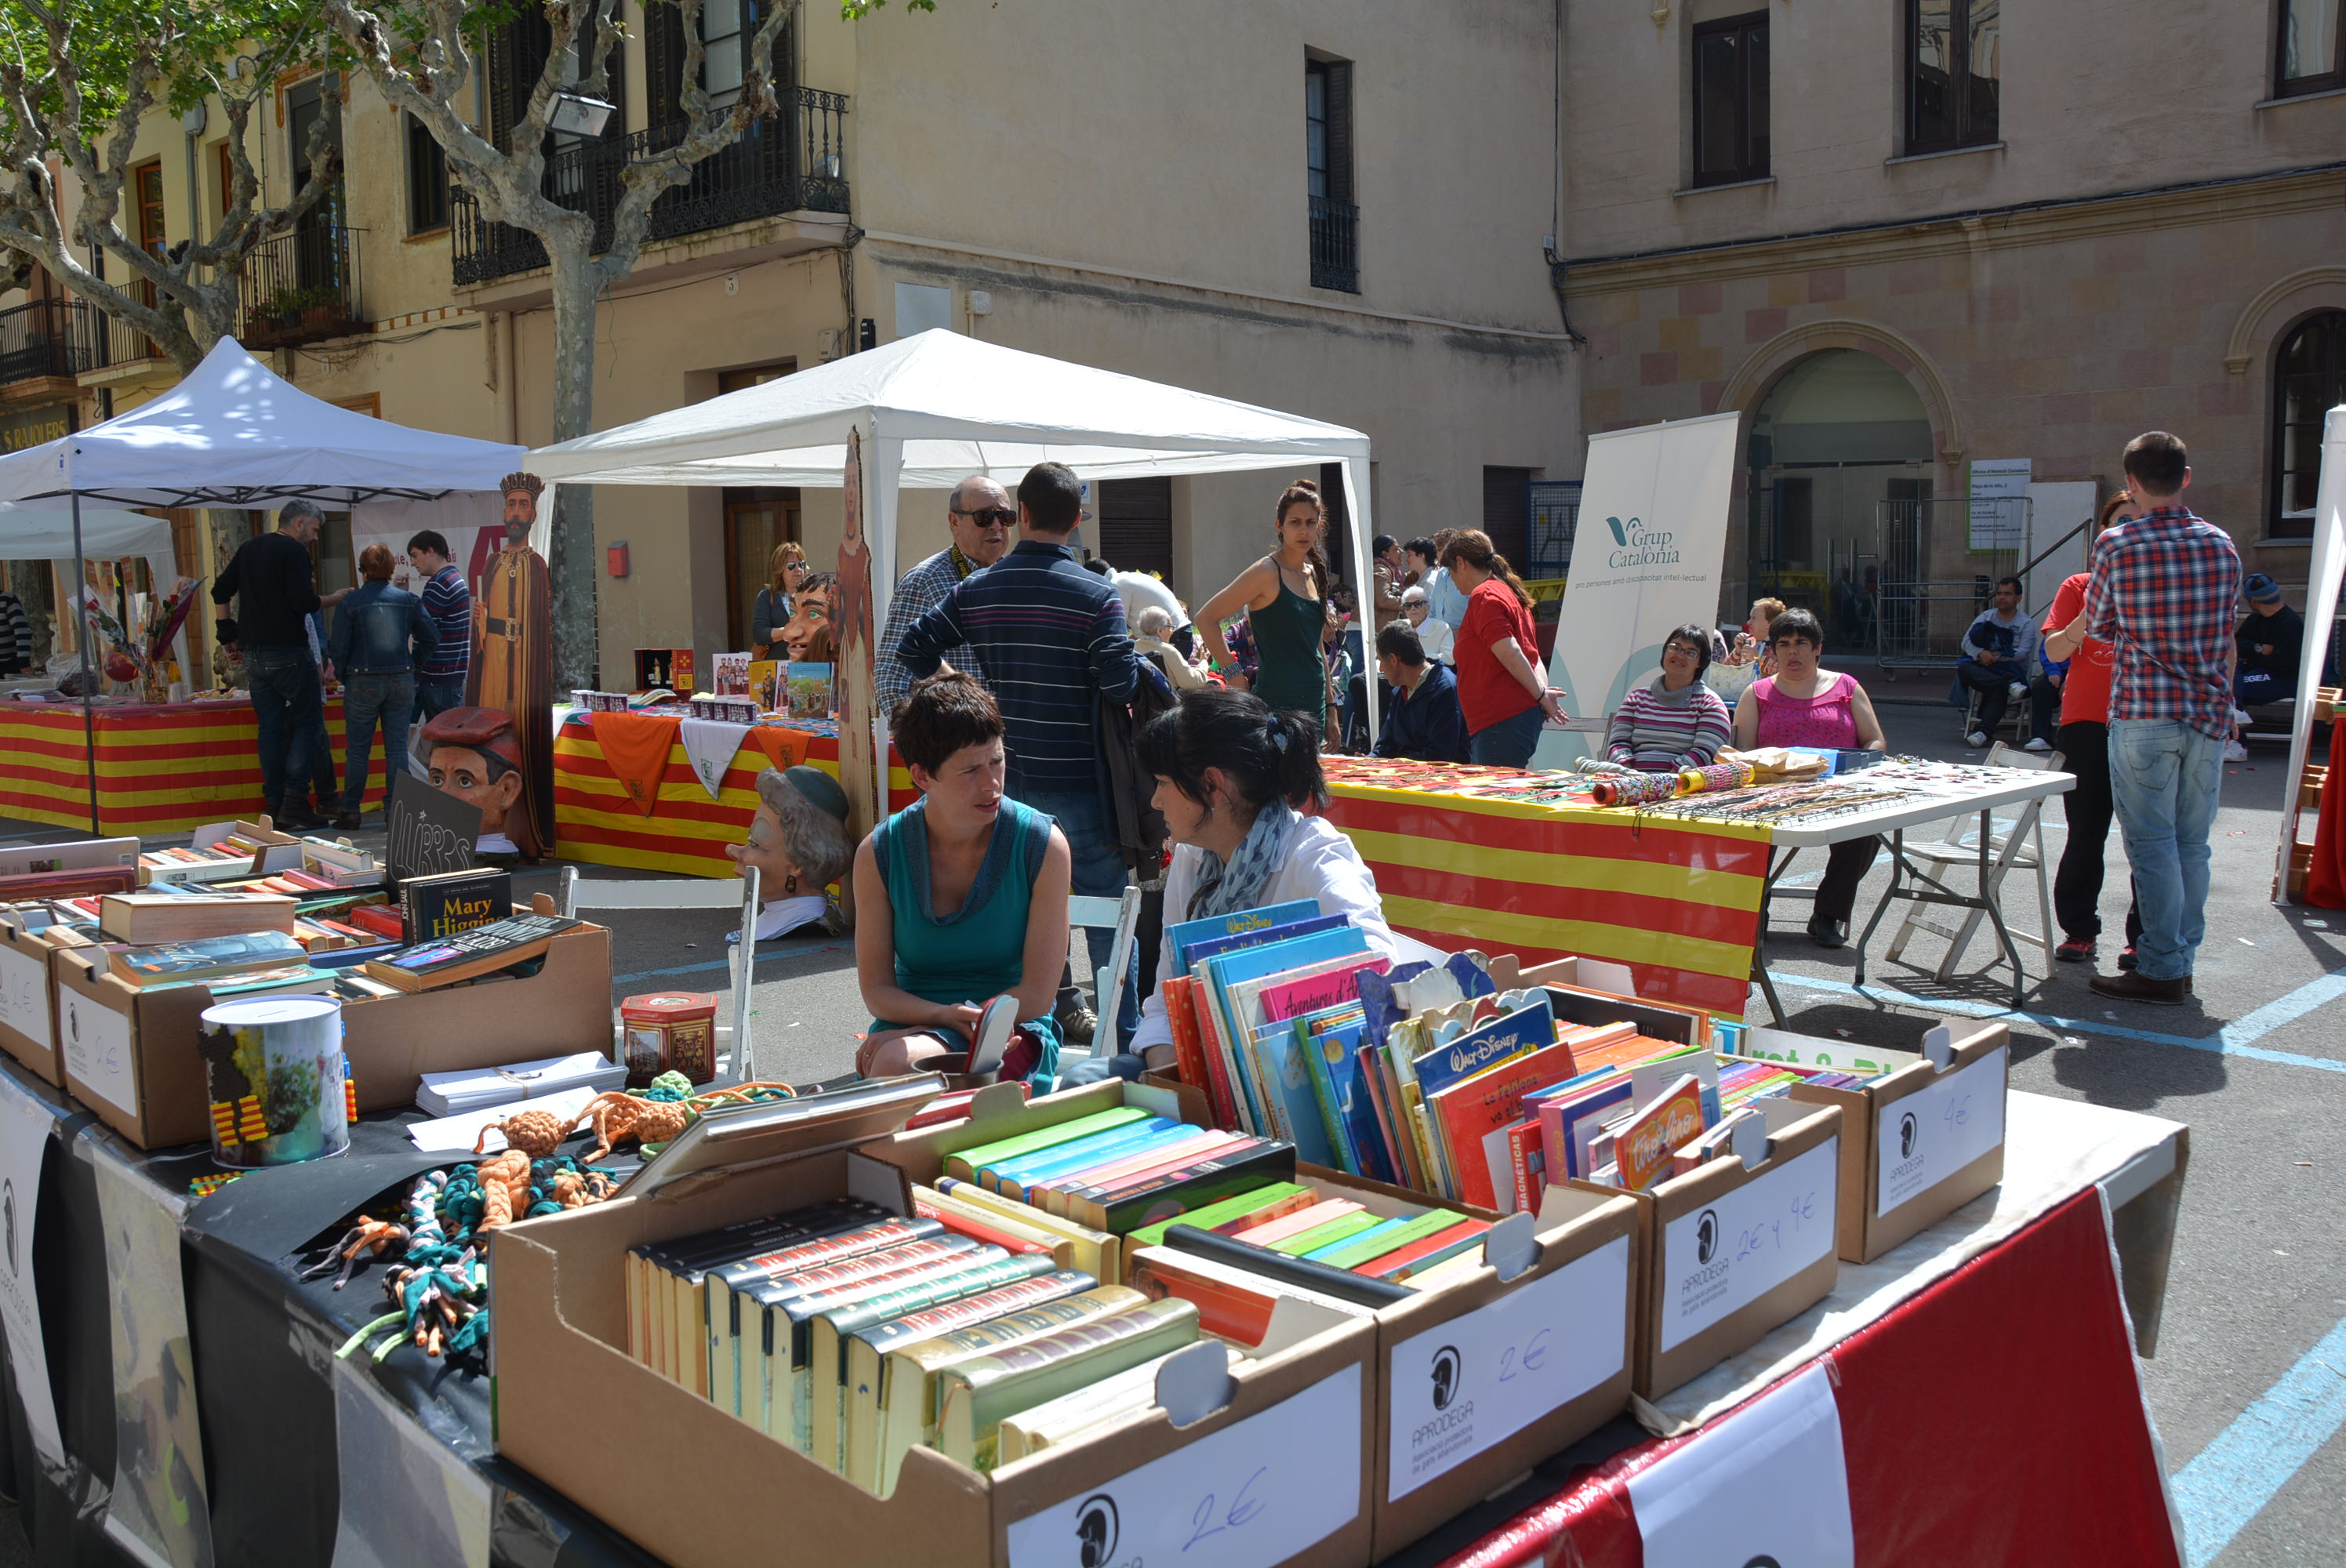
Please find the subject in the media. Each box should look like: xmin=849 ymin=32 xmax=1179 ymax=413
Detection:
xmin=1318 ymin=759 xmax=1767 ymax=1019
xmin=553 ymin=713 xmax=913 ymax=877
xmin=0 ymin=699 xmax=386 ymax=835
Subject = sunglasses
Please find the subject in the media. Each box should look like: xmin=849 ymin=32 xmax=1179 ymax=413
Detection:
xmin=953 ymin=506 xmax=1017 ymax=528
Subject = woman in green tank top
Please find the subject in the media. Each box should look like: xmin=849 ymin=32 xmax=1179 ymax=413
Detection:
xmin=852 ymin=674 xmax=1070 ymax=1088
xmin=1193 ymin=477 xmax=1338 ymax=726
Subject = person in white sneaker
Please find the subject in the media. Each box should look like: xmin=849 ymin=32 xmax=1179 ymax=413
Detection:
xmin=1956 ymin=576 xmax=2057 ymax=748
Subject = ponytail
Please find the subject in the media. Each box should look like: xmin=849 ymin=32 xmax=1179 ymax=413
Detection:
xmin=1440 ymin=528 xmax=1534 ymax=610
xmin=1136 ymin=687 xmax=1330 ymax=818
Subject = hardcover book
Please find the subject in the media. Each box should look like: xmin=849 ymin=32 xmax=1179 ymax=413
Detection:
xmin=933 ymin=1298 xmax=1202 ymax=1471
xmin=108 ymin=929 xmax=307 ymax=988
xmin=398 ymin=868 xmax=514 ymax=944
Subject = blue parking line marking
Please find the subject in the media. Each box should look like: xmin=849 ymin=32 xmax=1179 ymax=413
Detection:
xmin=1767 ymin=971 xmax=2346 ymax=1075
xmin=2170 ymin=1314 xmax=2346 ymax=1566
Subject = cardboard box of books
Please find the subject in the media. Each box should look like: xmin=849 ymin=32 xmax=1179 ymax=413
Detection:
xmin=1760 ymin=1019 xmax=2010 ymax=1263
xmin=1572 ymin=1095 xmax=1842 ymax=1400
xmin=138 ymin=818 xmax=303 ymax=886
xmin=336 ymin=899 xmax=612 ymax=1112
xmin=1493 ymin=954 xmax=1716 ymax=1051
xmin=493 ymin=1079 xmax=1379 ymax=1568
xmin=0 ymin=915 xmax=76 ymax=1085
xmin=880 ymin=1078 xmax=1640 ymax=1561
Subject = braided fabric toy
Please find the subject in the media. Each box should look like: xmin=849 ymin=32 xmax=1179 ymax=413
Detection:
xmin=333 ymin=1153 xmax=619 ymax=1366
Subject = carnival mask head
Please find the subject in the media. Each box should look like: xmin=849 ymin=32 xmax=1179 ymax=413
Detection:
xmin=727 ymin=764 xmax=854 ymax=898
xmin=780 ymin=573 xmax=836 ymax=662
xmin=419 ymin=706 xmax=525 ymax=835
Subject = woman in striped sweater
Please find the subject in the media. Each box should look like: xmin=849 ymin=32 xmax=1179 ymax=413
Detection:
xmin=1606 ymin=624 xmax=1734 ymax=771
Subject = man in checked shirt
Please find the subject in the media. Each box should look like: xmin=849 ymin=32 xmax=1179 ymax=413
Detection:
xmin=2051 ymin=431 xmax=2240 ymax=1004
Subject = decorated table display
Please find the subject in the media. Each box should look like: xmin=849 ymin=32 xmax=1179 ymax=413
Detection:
xmin=553 ymin=708 xmax=913 ymax=877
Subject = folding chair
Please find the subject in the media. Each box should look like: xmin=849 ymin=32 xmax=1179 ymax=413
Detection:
xmin=1064 ymin=884 xmax=1144 ymax=1062
xmin=1954 ymin=675 xmax=2027 ymax=747
xmin=557 ymin=865 xmax=761 ymax=1080
xmin=1884 ymin=741 xmax=2061 ymax=980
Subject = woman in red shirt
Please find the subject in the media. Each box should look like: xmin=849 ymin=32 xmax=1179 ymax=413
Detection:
xmin=1440 ymin=530 xmax=1567 ymax=768
xmin=2041 ymin=492 xmax=2143 ymax=967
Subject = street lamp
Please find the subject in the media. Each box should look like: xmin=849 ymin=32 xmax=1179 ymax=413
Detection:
xmin=549 ymin=89 xmax=616 ymax=139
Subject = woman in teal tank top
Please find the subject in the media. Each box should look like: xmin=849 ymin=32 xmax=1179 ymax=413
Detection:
xmin=1193 ymin=477 xmax=1337 ymax=725
xmin=854 ymin=673 xmax=1070 ymax=1089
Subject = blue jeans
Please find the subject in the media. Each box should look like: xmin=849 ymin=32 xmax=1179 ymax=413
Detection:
xmin=414 ymin=673 xmax=467 ymax=724
xmin=2107 ymin=719 xmax=2222 ymax=981
xmin=341 ymin=671 xmax=415 ymax=813
xmin=1022 ymin=788 xmax=1140 ymax=1051
xmin=1468 ymin=702 xmax=1545 ymax=768
xmin=245 ymin=648 xmax=325 ymax=810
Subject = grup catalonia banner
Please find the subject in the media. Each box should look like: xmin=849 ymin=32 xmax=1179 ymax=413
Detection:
xmin=1534 ymin=411 xmax=1740 ymax=769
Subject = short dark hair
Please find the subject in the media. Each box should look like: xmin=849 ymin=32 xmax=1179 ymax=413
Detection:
xmin=1996 ymin=575 xmax=2023 ymax=596
xmin=1376 ymin=619 xmax=1425 ymax=666
xmin=1019 ymin=463 xmax=1084 ymax=534
xmin=407 ymin=529 xmax=451 ymax=558
xmin=1138 ymin=687 xmax=1328 ymax=816
xmin=892 ymin=671 xmax=1003 ymax=775
xmin=2122 ymin=431 xmax=2188 ymax=496
xmin=1404 ymin=536 xmax=1438 ymax=564
xmin=1768 ymin=608 xmax=1825 ymax=649
xmin=1664 ymin=622 xmax=1712 ymax=674
xmin=1372 ymin=534 xmax=1397 ymax=556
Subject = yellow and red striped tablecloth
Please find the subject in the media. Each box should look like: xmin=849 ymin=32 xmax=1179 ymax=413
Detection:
xmin=0 ymin=699 xmax=387 ymax=836
xmin=553 ymin=713 xmax=913 ymax=877
xmin=1320 ymin=767 xmax=1768 ymax=1019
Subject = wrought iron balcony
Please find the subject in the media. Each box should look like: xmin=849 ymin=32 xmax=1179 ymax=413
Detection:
xmin=240 ymin=226 xmax=365 ymax=349
xmin=452 ymin=88 xmax=851 ymax=287
xmin=0 ymin=298 xmax=78 ymax=387
xmin=1309 ymin=196 xmax=1359 ymax=294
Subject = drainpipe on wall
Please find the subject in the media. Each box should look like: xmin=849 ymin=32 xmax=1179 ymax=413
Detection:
xmin=1543 ymin=244 xmax=1589 ymax=348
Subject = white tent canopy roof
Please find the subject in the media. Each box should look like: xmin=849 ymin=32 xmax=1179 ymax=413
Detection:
xmin=0 ymin=338 xmax=528 ymax=508
xmin=528 ymin=328 xmax=1371 ymax=488
xmin=0 ymin=503 xmax=172 ymax=561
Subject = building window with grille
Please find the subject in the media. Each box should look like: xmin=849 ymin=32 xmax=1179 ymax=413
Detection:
xmin=1306 ymin=55 xmax=1357 ymax=293
xmin=1907 ymin=0 xmax=1999 ymax=154
xmin=1692 ymin=13 xmax=1769 ymax=187
xmin=1482 ymin=466 xmax=1537 ymax=570
xmin=2274 ymin=311 xmax=2346 ymax=540
xmin=406 ymin=116 xmax=448 ymax=234
xmin=2279 ymin=0 xmax=2344 ymax=95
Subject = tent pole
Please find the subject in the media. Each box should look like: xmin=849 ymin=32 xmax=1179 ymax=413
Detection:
xmin=70 ymin=490 xmax=98 ymax=836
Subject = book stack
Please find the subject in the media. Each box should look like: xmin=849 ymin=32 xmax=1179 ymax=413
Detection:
xmin=416 ymin=1051 xmax=626 ymax=1116
xmin=297 ymin=839 xmax=382 ymax=889
xmin=629 ymin=1197 xmax=1204 ymax=1494
xmin=360 ymin=913 xmax=579 ymax=993
xmin=104 ymin=929 xmax=332 ymax=998
xmin=137 ymin=841 xmax=263 ymax=885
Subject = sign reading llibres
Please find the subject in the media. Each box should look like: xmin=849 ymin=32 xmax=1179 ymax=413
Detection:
xmin=1876 ymin=1047 xmax=2006 ymax=1217
xmin=1006 ymin=1365 xmax=1361 ymax=1568
xmin=1658 ymin=1139 xmax=1837 ymax=1354
xmin=1386 ymin=1235 xmax=1631 ymax=1500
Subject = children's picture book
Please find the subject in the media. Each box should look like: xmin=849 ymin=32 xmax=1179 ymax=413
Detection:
xmin=1614 ymin=1073 xmax=1705 ymax=1192
xmin=787 ymin=662 xmax=834 ymax=720
xmin=713 ymin=652 xmax=752 ymax=696
xmin=747 ymin=659 xmax=781 ymax=713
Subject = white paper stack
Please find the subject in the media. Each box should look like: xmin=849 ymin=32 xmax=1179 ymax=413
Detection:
xmin=416 ymin=1051 xmax=626 ymax=1118
xmin=409 ymin=1085 xmax=608 ymax=1155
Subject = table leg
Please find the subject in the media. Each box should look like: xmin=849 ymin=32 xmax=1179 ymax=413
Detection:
xmin=1851 ymin=828 xmax=1905 ymax=986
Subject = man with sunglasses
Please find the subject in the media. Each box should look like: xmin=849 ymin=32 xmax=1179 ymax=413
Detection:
xmin=875 ymin=475 xmax=1015 ymax=717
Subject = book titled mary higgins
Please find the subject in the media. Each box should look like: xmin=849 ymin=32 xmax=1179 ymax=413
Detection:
xmin=1614 ymin=1073 xmax=1706 ymax=1192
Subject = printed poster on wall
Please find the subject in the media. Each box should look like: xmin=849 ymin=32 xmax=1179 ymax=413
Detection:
xmin=1534 ymin=412 xmax=1740 ymax=769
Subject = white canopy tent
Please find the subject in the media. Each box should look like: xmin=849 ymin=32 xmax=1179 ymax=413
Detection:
xmin=2276 ymin=401 xmax=2346 ymax=904
xmin=0 ymin=336 xmax=527 ymax=832
xmin=528 ymin=329 xmax=1380 ymax=811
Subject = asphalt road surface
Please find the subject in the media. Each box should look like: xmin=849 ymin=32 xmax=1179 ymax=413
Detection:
xmin=2 ymin=689 xmax=2337 ymax=1564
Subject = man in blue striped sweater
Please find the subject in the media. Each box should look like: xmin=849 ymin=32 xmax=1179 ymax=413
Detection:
xmin=898 ymin=463 xmax=1151 ymax=1047
xmin=405 ymin=529 xmax=472 ymax=725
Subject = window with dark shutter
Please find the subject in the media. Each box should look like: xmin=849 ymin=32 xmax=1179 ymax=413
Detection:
xmin=1306 ymin=54 xmax=1357 ymax=292
xmin=647 ymin=1 xmax=688 ymax=129
xmin=406 ymin=114 xmax=448 ymax=234
xmin=1907 ymin=0 xmax=1999 ymax=153
xmin=1095 ymin=479 xmax=1175 ymax=583
xmin=485 ymin=9 xmax=626 ymax=152
xmin=1481 ymin=467 xmax=1535 ymax=571
xmin=1692 ymin=12 xmax=1769 ymax=187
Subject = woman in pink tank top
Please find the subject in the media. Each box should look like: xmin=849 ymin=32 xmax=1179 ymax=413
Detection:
xmin=1731 ymin=608 xmax=1885 ymax=946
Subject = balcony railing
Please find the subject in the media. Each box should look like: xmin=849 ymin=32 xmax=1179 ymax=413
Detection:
xmin=61 ymin=298 xmax=153 ymax=374
xmin=453 ymin=88 xmax=852 ymax=287
xmin=1309 ymin=195 xmax=1359 ymax=294
xmin=0 ymin=299 xmax=79 ymax=387
xmin=240 ymin=226 xmax=365 ymax=349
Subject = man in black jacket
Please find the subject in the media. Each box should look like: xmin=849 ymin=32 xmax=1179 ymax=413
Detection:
xmin=1372 ymin=621 xmax=1470 ymax=762
xmin=213 ymin=501 xmax=340 ymax=829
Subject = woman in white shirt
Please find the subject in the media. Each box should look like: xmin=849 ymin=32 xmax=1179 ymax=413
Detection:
xmin=1127 ymin=687 xmax=1397 ymax=1060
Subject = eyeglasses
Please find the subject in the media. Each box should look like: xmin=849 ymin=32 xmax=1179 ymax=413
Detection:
xmin=953 ymin=506 xmax=1017 ymax=528
xmin=1664 ymin=642 xmax=1703 ymax=659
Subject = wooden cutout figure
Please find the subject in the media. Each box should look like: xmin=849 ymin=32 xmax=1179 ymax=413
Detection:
xmin=467 ymin=473 xmax=554 ymax=860
xmin=835 ymin=430 xmax=877 ymax=844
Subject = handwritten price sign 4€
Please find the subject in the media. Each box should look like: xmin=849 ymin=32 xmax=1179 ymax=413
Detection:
xmin=1005 ymin=1364 xmax=1362 ymax=1568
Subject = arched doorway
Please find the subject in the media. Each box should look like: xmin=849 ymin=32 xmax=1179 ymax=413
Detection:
xmin=1745 ymin=349 xmax=1934 ymax=649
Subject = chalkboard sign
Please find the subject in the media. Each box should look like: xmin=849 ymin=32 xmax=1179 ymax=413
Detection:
xmin=385 ymin=774 xmax=480 ymax=891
